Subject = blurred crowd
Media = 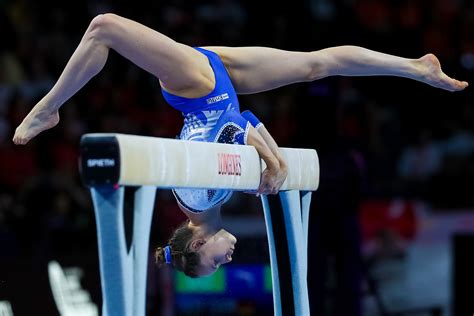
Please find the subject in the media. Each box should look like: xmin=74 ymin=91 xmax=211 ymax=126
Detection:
xmin=0 ymin=0 xmax=473 ymax=314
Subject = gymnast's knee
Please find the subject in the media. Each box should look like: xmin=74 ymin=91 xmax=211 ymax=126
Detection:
xmin=86 ymin=13 xmax=120 ymax=44
xmin=306 ymin=51 xmax=330 ymax=81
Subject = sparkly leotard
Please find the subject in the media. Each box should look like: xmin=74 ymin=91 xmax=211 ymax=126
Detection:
xmin=161 ymin=47 xmax=251 ymax=212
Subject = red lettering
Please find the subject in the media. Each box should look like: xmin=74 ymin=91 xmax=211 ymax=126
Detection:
xmin=225 ymin=154 xmax=229 ymax=175
xmin=228 ymin=155 xmax=233 ymax=175
xmin=218 ymin=153 xmax=222 ymax=174
xmin=236 ymin=159 xmax=241 ymax=176
xmin=217 ymin=153 xmax=242 ymax=176
xmin=223 ymin=153 xmax=228 ymax=174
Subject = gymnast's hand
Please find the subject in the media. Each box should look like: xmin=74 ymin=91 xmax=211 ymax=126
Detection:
xmin=245 ymin=121 xmax=289 ymax=196
xmin=258 ymin=160 xmax=288 ymax=195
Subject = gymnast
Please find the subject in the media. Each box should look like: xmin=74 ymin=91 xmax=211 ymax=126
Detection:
xmin=12 ymin=14 xmax=468 ymax=277
xmin=156 ymin=105 xmax=287 ymax=277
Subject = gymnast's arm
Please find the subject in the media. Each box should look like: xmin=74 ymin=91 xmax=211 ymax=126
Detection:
xmin=247 ymin=125 xmax=287 ymax=195
xmin=253 ymin=124 xmax=288 ymax=178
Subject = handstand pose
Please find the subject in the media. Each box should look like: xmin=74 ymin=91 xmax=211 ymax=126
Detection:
xmin=12 ymin=14 xmax=468 ymax=277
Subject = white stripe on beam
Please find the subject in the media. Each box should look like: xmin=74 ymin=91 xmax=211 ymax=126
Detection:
xmin=80 ymin=133 xmax=319 ymax=191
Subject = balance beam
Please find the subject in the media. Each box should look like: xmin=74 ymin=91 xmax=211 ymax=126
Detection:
xmin=79 ymin=133 xmax=320 ymax=316
xmin=79 ymin=133 xmax=319 ymax=191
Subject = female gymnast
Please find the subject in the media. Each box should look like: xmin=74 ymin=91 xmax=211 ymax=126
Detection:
xmin=155 ymin=104 xmax=286 ymax=277
xmin=12 ymin=14 xmax=468 ymax=277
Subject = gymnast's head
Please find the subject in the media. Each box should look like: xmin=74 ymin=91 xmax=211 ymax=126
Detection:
xmin=155 ymin=219 xmax=237 ymax=278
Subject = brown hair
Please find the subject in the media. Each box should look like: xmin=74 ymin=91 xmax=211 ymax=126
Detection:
xmin=155 ymin=220 xmax=201 ymax=278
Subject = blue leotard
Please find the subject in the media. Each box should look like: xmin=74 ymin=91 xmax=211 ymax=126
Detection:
xmin=161 ymin=47 xmax=252 ymax=212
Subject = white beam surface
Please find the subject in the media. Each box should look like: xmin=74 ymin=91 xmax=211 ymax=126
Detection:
xmin=84 ymin=133 xmax=320 ymax=191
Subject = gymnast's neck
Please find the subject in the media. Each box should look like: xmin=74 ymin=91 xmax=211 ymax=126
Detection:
xmin=178 ymin=203 xmax=223 ymax=234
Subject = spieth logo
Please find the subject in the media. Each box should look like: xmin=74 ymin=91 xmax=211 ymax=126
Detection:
xmin=218 ymin=153 xmax=242 ymax=176
xmin=87 ymin=158 xmax=115 ymax=168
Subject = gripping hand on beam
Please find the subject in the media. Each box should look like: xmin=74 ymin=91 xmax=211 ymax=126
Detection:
xmin=246 ymin=120 xmax=288 ymax=196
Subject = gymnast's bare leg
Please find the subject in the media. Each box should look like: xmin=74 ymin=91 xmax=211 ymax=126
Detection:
xmin=204 ymin=46 xmax=468 ymax=94
xmin=13 ymin=13 xmax=215 ymax=145
xmin=13 ymin=14 xmax=468 ymax=145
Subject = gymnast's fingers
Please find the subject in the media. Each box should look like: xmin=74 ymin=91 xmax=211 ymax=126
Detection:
xmin=270 ymin=187 xmax=279 ymax=195
xmin=257 ymin=180 xmax=266 ymax=195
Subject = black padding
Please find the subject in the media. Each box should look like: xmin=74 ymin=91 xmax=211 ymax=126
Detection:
xmin=79 ymin=135 xmax=121 ymax=186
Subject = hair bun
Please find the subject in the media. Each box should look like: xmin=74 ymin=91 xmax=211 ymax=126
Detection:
xmin=155 ymin=247 xmax=166 ymax=267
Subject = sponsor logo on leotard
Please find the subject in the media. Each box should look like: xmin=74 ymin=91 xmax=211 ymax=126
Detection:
xmin=218 ymin=153 xmax=241 ymax=176
xmin=206 ymin=93 xmax=229 ymax=105
xmin=87 ymin=158 xmax=115 ymax=168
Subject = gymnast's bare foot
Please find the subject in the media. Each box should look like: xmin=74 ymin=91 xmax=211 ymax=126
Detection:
xmin=417 ymin=54 xmax=468 ymax=92
xmin=13 ymin=105 xmax=60 ymax=145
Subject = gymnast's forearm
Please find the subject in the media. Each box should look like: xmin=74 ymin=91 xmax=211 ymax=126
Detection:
xmin=247 ymin=125 xmax=288 ymax=194
xmin=247 ymin=125 xmax=286 ymax=195
xmin=247 ymin=126 xmax=280 ymax=171
xmin=254 ymin=125 xmax=288 ymax=172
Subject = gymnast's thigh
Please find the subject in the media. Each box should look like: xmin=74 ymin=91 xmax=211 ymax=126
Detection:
xmin=91 ymin=13 xmax=215 ymax=95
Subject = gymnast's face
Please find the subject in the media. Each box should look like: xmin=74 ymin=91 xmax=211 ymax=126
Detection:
xmin=195 ymin=229 xmax=237 ymax=276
